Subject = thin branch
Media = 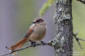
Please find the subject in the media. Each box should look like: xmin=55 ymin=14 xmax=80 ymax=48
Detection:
xmin=73 ymin=33 xmax=85 ymax=49
xmin=0 ymin=46 xmax=32 ymax=56
xmin=77 ymin=0 xmax=85 ymax=4
xmin=0 ymin=42 xmax=53 ymax=56
xmin=73 ymin=33 xmax=85 ymax=41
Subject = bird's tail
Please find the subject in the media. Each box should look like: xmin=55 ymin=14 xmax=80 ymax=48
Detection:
xmin=9 ymin=37 xmax=28 ymax=51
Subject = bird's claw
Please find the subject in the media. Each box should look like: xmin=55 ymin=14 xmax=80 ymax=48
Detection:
xmin=31 ymin=42 xmax=37 ymax=47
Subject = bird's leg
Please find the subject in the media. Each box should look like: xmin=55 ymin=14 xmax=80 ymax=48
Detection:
xmin=30 ymin=41 xmax=36 ymax=47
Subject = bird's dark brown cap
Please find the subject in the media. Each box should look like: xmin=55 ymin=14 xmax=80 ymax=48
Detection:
xmin=33 ymin=18 xmax=44 ymax=23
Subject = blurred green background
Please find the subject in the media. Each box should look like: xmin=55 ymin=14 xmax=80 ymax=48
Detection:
xmin=12 ymin=0 xmax=85 ymax=56
xmin=73 ymin=0 xmax=85 ymax=56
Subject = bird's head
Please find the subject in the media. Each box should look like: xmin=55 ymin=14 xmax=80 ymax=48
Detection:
xmin=33 ymin=18 xmax=44 ymax=24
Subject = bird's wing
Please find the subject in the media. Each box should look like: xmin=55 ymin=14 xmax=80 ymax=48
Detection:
xmin=9 ymin=24 xmax=35 ymax=50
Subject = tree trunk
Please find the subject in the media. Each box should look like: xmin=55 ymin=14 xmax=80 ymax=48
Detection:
xmin=54 ymin=0 xmax=73 ymax=56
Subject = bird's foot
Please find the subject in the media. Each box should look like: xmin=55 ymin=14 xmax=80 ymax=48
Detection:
xmin=31 ymin=42 xmax=37 ymax=47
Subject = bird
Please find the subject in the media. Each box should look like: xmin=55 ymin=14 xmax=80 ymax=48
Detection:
xmin=8 ymin=18 xmax=46 ymax=51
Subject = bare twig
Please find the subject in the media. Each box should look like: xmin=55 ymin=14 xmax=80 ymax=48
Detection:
xmin=73 ymin=33 xmax=85 ymax=49
xmin=0 ymin=42 xmax=53 ymax=56
xmin=0 ymin=46 xmax=32 ymax=56
xmin=77 ymin=0 xmax=85 ymax=4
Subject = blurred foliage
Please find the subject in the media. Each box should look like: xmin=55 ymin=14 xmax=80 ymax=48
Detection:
xmin=39 ymin=0 xmax=55 ymax=16
xmin=73 ymin=0 xmax=85 ymax=56
xmin=15 ymin=0 xmax=36 ymax=38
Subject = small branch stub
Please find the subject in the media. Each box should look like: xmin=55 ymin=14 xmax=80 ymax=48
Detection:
xmin=77 ymin=0 xmax=85 ymax=4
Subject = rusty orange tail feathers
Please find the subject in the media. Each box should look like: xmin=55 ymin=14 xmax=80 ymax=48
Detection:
xmin=9 ymin=26 xmax=34 ymax=50
xmin=9 ymin=37 xmax=28 ymax=50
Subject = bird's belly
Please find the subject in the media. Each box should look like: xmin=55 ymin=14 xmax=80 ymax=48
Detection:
xmin=29 ymin=27 xmax=46 ymax=41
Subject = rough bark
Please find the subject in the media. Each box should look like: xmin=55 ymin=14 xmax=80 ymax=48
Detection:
xmin=54 ymin=0 xmax=73 ymax=56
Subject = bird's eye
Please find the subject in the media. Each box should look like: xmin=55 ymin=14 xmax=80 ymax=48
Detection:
xmin=37 ymin=20 xmax=40 ymax=22
xmin=33 ymin=19 xmax=43 ymax=23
